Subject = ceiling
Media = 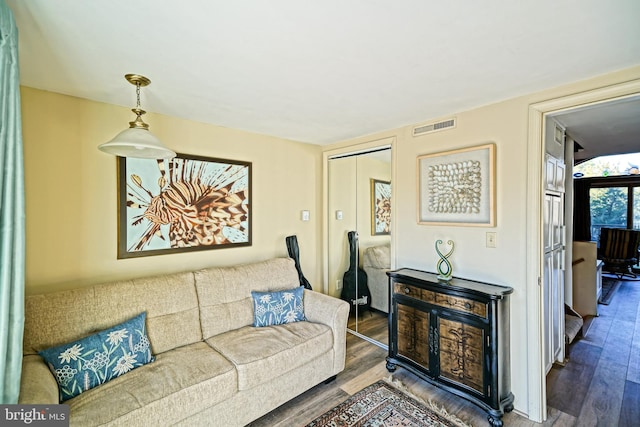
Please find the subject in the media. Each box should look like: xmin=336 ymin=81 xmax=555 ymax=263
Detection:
xmin=553 ymin=95 xmax=640 ymax=162
xmin=6 ymin=1 xmax=640 ymax=154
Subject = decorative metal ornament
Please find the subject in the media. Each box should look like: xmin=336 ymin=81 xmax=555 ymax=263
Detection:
xmin=435 ymin=239 xmax=454 ymax=281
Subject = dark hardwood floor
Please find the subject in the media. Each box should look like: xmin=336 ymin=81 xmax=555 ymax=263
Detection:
xmin=347 ymin=308 xmax=388 ymax=345
xmin=547 ymin=274 xmax=640 ymax=426
xmin=249 ymin=275 xmax=640 ymax=426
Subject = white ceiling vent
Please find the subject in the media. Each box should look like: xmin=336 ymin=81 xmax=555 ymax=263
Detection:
xmin=412 ymin=118 xmax=456 ymax=137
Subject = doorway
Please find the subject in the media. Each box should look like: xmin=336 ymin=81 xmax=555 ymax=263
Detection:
xmin=526 ymin=79 xmax=640 ymax=422
xmin=325 ymin=140 xmax=394 ymax=348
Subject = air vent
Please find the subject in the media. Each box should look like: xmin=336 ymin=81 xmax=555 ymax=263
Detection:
xmin=412 ymin=118 xmax=456 ymax=137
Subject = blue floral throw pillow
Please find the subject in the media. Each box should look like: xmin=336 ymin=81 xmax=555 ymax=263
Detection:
xmin=251 ymin=286 xmax=306 ymax=327
xmin=39 ymin=312 xmax=155 ymax=402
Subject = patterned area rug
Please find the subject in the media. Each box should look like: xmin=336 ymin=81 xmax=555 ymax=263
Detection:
xmin=305 ymin=380 xmax=472 ymax=427
xmin=599 ymin=276 xmax=621 ymax=305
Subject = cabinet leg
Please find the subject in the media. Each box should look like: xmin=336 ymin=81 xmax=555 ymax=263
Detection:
xmin=386 ymin=360 xmax=397 ymax=372
xmin=487 ymin=414 xmax=503 ymax=427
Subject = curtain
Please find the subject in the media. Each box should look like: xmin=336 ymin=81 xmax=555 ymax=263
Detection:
xmin=0 ymin=1 xmax=25 ymax=404
xmin=573 ymin=178 xmax=591 ymax=241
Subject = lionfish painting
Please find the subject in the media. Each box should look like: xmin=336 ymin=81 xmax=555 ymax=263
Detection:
xmin=118 ymin=154 xmax=251 ymax=258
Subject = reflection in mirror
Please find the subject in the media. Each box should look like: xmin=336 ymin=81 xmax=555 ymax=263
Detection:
xmin=340 ymin=231 xmax=371 ymax=328
xmin=327 ymin=148 xmax=391 ymax=347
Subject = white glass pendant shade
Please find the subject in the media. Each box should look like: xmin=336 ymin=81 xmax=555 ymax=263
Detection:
xmin=99 ymin=74 xmax=176 ymax=159
xmin=99 ymin=127 xmax=176 ymax=159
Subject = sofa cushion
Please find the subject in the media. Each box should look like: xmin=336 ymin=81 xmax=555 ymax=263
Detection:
xmin=206 ymin=321 xmax=333 ymax=391
xmin=39 ymin=312 xmax=154 ymax=402
xmin=24 ymin=271 xmax=202 ymax=357
xmin=194 ymin=258 xmax=301 ymax=338
xmin=251 ymin=286 xmax=306 ymax=327
xmin=363 ymin=244 xmax=390 ymax=269
xmin=68 ymin=342 xmax=236 ymax=426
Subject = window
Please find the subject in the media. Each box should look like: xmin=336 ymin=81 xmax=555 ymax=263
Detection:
xmin=589 ymin=187 xmax=628 ymax=242
xmin=574 ymin=153 xmax=640 ymax=178
xmin=574 ymin=152 xmax=640 ymax=241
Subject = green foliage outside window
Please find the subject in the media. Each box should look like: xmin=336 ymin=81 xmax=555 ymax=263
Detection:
xmin=589 ymin=187 xmax=627 ymax=229
xmin=576 ymin=153 xmax=640 ymax=240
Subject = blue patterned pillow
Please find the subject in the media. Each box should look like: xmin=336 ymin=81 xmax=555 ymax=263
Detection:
xmin=39 ymin=312 xmax=155 ymax=402
xmin=251 ymin=286 xmax=306 ymax=327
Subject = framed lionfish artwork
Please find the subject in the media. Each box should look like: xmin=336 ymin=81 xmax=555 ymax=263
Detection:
xmin=117 ymin=153 xmax=251 ymax=258
xmin=370 ymin=178 xmax=391 ymax=235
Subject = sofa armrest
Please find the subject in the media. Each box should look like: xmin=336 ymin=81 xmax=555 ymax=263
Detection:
xmin=303 ymin=290 xmax=350 ymax=375
xmin=19 ymin=355 xmax=59 ymax=404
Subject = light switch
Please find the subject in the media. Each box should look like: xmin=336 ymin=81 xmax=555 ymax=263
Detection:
xmin=301 ymin=210 xmax=310 ymax=221
xmin=486 ymin=232 xmax=497 ymax=248
xmin=335 ymin=210 xmax=343 ymax=220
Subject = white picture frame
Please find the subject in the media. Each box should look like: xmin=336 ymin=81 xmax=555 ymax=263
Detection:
xmin=417 ymin=143 xmax=496 ymax=226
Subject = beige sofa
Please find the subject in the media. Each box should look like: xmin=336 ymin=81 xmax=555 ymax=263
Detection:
xmin=362 ymin=244 xmax=390 ymax=313
xmin=19 ymin=258 xmax=350 ymax=426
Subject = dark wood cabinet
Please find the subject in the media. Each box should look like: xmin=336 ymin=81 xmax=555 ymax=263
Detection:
xmin=386 ymin=268 xmax=514 ymax=427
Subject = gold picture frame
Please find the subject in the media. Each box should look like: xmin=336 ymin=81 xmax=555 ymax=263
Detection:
xmin=417 ymin=143 xmax=495 ymax=226
xmin=371 ymin=178 xmax=391 ymax=235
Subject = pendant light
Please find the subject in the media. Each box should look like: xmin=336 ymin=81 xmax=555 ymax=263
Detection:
xmin=98 ymin=74 xmax=176 ymax=159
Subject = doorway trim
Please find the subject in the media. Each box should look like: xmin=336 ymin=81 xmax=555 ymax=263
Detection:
xmin=322 ymin=136 xmax=397 ymax=296
xmin=526 ymin=79 xmax=640 ymax=422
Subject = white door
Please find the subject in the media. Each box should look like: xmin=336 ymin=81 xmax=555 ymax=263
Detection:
xmin=543 ymin=192 xmax=565 ymax=373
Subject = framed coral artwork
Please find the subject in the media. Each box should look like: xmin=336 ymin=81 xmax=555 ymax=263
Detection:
xmin=117 ymin=153 xmax=251 ymax=258
xmin=417 ymin=143 xmax=495 ymax=226
xmin=371 ymin=178 xmax=391 ymax=235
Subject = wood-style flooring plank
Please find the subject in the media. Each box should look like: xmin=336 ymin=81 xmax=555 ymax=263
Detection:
xmin=580 ymin=314 xmax=611 ymax=348
xmin=339 ymin=359 xmax=389 ymax=395
xmin=348 ymin=310 xmax=388 ymax=345
xmin=619 ymin=380 xmax=640 ymax=427
xmin=503 ymin=406 xmax=575 ymax=427
xmin=247 ymin=383 xmax=349 ymax=427
xmin=547 ymin=341 xmax=602 ymax=417
xmin=576 ymin=360 xmax=627 ymax=426
xmin=627 ymin=322 xmax=640 ymax=383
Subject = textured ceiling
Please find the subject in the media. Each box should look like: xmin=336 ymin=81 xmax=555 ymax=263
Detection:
xmin=6 ymin=0 xmax=640 ymax=149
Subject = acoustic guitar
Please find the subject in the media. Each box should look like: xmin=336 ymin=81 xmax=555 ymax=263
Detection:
xmin=340 ymin=231 xmax=371 ymax=311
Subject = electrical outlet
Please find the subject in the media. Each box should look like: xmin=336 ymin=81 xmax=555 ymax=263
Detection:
xmin=336 ymin=279 xmax=342 ymax=290
xmin=486 ymin=232 xmax=497 ymax=248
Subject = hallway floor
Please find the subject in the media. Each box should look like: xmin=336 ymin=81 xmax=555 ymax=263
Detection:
xmin=547 ymin=275 xmax=640 ymax=425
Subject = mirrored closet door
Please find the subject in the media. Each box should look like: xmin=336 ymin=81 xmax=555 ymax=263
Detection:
xmin=327 ymin=148 xmax=391 ymax=347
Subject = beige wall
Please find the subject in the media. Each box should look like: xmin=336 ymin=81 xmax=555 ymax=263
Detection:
xmin=324 ymin=66 xmax=640 ymax=417
xmin=22 ymin=87 xmax=322 ymax=295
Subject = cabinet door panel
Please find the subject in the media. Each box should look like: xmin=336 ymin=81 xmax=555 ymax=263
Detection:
xmin=555 ymin=161 xmax=566 ymax=192
xmin=544 ymin=195 xmax=553 ymax=252
xmin=545 ymin=154 xmax=556 ymax=191
xmin=552 ymin=249 xmax=564 ymax=362
xmin=543 ymin=252 xmax=553 ymax=372
xmin=551 ymin=195 xmax=563 ymax=249
xmin=439 ymin=318 xmax=484 ymax=393
xmin=397 ymin=304 xmax=429 ymax=367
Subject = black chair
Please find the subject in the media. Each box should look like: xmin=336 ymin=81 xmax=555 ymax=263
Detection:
xmin=598 ymin=228 xmax=640 ymax=279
